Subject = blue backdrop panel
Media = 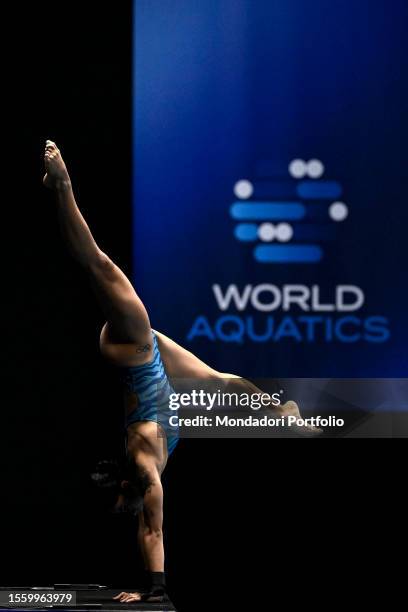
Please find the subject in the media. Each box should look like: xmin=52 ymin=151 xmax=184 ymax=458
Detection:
xmin=133 ymin=0 xmax=408 ymax=377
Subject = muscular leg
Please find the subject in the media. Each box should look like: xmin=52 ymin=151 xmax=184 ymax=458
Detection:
xmin=153 ymin=333 xmax=320 ymax=432
xmin=44 ymin=141 xmax=152 ymax=364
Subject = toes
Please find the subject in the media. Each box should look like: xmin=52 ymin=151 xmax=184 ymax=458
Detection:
xmin=45 ymin=140 xmax=59 ymax=153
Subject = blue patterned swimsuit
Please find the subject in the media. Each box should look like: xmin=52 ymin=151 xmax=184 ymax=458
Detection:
xmin=122 ymin=331 xmax=179 ymax=455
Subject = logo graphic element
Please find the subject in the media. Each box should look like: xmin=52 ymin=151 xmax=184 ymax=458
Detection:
xmin=230 ymin=159 xmax=349 ymax=263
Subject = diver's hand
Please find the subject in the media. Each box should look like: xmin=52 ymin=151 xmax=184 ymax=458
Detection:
xmin=113 ymin=591 xmax=142 ymax=603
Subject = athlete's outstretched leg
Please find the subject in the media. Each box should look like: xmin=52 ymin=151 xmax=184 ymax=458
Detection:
xmin=44 ymin=141 xmax=151 ymax=351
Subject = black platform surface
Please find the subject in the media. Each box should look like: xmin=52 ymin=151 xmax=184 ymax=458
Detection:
xmin=0 ymin=588 xmax=176 ymax=612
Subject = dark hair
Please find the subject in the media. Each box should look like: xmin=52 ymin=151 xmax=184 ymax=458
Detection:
xmin=90 ymin=458 xmax=148 ymax=516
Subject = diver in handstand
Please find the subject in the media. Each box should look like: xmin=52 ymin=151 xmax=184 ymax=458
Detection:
xmin=43 ymin=140 xmax=316 ymax=603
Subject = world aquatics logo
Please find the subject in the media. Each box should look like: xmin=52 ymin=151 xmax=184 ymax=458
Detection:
xmin=185 ymin=158 xmax=390 ymax=345
xmin=230 ymin=159 xmax=349 ymax=263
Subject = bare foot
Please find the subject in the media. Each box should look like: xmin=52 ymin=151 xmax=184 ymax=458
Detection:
xmin=274 ymin=400 xmax=323 ymax=436
xmin=43 ymin=140 xmax=70 ymax=189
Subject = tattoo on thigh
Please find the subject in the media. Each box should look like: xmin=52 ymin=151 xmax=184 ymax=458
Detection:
xmin=136 ymin=344 xmax=151 ymax=354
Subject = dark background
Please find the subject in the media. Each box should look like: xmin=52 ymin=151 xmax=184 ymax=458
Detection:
xmin=0 ymin=2 xmax=394 ymax=611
